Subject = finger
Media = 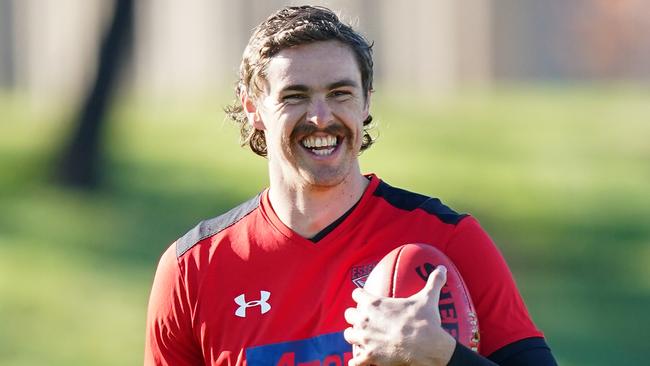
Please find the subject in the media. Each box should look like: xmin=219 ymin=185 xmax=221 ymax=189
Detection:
xmin=343 ymin=326 xmax=363 ymax=345
xmin=348 ymin=357 xmax=367 ymax=366
xmin=344 ymin=307 xmax=359 ymax=325
xmin=351 ymin=287 xmax=376 ymax=305
xmin=348 ymin=351 xmax=373 ymax=366
xmin=421 ymin=265 xmax=447 ymax=307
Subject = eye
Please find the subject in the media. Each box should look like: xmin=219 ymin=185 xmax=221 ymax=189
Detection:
xmin=329 ymin=90 xmax=352 ymax=100
xmin=282 ymin=94 xmax=307 ymax=104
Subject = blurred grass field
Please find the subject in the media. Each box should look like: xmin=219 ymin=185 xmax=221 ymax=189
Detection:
xmin=1 ymin=88 xmax=649 ymax=365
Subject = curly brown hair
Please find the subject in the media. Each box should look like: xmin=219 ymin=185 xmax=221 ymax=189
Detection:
xmin=224 ymin=5 xmax=376 ymax=157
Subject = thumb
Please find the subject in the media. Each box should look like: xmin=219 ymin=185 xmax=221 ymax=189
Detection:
xmin=420 ymin=265 xmax=447 ymax=308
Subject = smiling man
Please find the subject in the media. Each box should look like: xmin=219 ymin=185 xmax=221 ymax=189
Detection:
xmin=144 ymin=5 xmax=558 ymax=366
xmin=242 ymin=39 xmax=370 ymax=239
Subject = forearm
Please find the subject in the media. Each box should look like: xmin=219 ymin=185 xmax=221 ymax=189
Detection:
xmin=447 ymin=343 xmax=498 ymax=366
xmin=448 ymin=337 xmax=558 ymax=366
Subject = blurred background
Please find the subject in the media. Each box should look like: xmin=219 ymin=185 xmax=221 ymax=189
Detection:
xmin=1 ymin=0 xmax=649 ymax=365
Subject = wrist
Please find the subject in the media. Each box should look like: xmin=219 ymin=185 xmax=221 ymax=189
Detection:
xmin=415 ymin=330 xmax=456 ymax=366
xmin=436 ymin=331 xmax=456 ymax=366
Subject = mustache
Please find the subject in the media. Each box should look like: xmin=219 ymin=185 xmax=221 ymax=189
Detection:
xmin=290 ymin=122 xmax=351 ymax=140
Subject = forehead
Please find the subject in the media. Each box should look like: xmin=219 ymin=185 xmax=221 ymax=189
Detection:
xmin=262 ymin=40 xmax=361 ymax=93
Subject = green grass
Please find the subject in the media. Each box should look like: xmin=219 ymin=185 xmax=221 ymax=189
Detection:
xmin=1 ymin=87 xmax=649 ymax=365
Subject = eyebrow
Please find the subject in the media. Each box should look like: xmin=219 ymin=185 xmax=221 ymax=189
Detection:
xmin=328 ymin=79 xmax=359 ymax=89
xmin=279 ymin=79 xmax=360 ymax=93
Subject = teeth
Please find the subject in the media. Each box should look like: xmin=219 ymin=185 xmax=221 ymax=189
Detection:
xmin=302 ymin=135 xmax=337 ymax=149
xmin=313 ymin=148 xmax=335 ymax=156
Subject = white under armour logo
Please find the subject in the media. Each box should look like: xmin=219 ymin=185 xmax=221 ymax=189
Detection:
xmin=234 ymin=291 xmax=271 ymax=318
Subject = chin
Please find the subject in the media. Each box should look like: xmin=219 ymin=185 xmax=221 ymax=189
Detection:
xmin=299 ymin=169 xmax=349 ymax=189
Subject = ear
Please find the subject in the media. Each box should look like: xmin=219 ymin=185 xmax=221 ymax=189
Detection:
xmin=241 ymin=89 xmax=265 ymax=131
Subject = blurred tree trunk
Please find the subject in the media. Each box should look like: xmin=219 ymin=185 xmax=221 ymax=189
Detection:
xmin=56 ymin=0 xmax=133 ymax=189
xmin=0 ymin=0 xmax=16 ymax=88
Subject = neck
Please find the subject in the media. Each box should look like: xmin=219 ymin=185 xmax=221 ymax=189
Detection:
xmin=268 ymin=172 xmax=369 ymax=239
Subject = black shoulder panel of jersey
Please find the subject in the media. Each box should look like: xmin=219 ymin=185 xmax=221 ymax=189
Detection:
xmin=373 ymin=180 xmax=467 ymax=225
xmin=175 ymin=193 xmax=262 ymax=258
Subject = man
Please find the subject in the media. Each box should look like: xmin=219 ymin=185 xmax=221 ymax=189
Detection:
xmin=145 ymin=5 xmax=557 ymax=366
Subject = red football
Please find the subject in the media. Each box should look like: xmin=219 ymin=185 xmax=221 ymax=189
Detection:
xmin=364 ymin=243 xmax=480 ymax=351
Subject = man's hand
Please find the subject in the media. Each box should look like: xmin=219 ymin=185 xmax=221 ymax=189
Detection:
xmin=343 ymin=266 xmax=456 ymax=366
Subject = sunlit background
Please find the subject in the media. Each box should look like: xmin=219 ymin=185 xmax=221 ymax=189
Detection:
xmin=1 ymin=1 xmax=649 ymax=365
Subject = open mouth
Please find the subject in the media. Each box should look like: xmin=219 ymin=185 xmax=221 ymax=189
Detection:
xmin=300 ymin=134 xmax=340 ymax=156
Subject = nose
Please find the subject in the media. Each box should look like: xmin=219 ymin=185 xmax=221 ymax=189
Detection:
xmin=306 ymin=97 xmax=334 ymax=127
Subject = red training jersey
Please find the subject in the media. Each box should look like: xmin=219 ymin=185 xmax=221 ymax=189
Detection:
xmin=145 ymin=174 xmax=543 ymax=365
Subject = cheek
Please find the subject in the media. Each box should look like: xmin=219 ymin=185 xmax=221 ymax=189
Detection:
xmin=269 ymin=119 xmax=297 ymax=150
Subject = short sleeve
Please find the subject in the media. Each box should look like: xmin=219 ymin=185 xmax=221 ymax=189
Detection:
xmin=444 ymin=216 xmax=544 ymax=357
xmin=144 ymin=244 xmax=203 ymax=365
